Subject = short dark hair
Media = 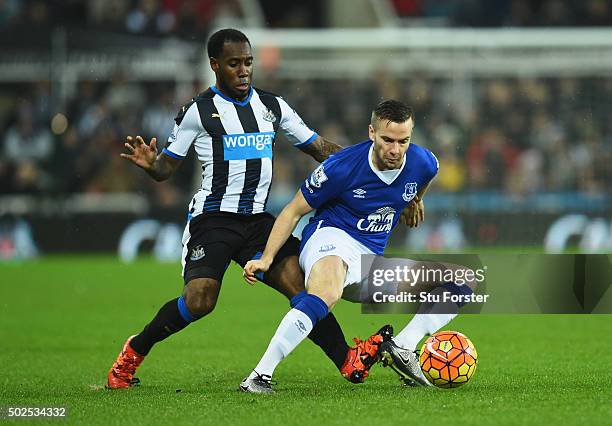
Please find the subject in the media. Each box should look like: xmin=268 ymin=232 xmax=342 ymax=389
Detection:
xmin=207 ymin=29 xmax=251 ymax=59
xmin=371 ymin=99 xmax=414 ymax=129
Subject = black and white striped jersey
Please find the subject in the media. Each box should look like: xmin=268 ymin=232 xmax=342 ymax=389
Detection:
xmin=163 ymin=86 xmax=317 ymax=218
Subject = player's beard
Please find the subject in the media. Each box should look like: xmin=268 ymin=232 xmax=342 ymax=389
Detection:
xmin=385 ymin=157 xmax=402 ymax=169
xmin=235 ymin=77 xmax=250 ymax=98
xmin=218 ymin=76 xmax=250 ymax=101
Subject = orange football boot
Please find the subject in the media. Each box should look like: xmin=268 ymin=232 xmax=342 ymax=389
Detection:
xmin=107 ymin=336 xmax=145 ymax=389
xmin=340 ymin=324 xmax=393 ymax=383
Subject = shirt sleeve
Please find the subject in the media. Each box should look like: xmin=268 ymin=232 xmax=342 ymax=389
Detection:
xmin=277 ymin=97 xmax=318 ymax=148
xmin=423 ymin=148 xmax=439 ymax=182
xmin=162 ymin=102 xmax=202 ymax=159
xmin=300 ymin=155 xmax=345 ymax=209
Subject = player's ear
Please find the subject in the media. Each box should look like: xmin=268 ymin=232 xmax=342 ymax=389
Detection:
xmin=209 ymin=57 xmax=219 ymax=73
xmin=368 ymin=124 xmax=376 ymax=141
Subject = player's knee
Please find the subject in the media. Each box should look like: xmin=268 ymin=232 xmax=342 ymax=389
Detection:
xmin=183 ymin=280 xmax=219 ymax=317
xmin=307 ymin=277 xmax=344 ymax=308
xmin=277 ymin=274 xmax=305 ymax=298
xmin=185 ymin=291 xmax=217 ymax=317
xmin=307 ymin=257 xmax=346 ymax=308
xmin=266 ymin=256 xmax=305 ymax=299
xmin=311 ymin=286 xmax=342 ymax=308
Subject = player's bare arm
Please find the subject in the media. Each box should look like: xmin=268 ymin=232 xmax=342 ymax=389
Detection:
xmin=243 ymin=190 xmax=313 ymax=284
xmin=121 ymin=135 xmax=182 ymax=182
xmin=300 ymin=135 xmax=343 ymax=163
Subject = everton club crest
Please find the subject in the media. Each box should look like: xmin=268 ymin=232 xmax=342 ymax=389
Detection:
xmin=402 ymin=182 xmax=418 ymax=202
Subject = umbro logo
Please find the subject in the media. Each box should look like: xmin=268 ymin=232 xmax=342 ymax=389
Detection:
xmin=190 ymin=245 xmax=206 ymax=261
xmin=353 ymin=188 xmax=366 ymax=198
xmin=295 ymin=320 xmax=307 ymax=334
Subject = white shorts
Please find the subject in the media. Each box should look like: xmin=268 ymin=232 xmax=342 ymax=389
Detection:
xmin=299 ymin=227 xmax=374 ymax=293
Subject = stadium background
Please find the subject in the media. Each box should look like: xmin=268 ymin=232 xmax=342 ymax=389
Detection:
xmin=0 ymin=2 xmax=611 ymax=425
xmin=1 ymin=0 xmax=610 ymax=258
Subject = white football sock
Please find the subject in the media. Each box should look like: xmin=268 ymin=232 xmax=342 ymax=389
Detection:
xmin=249 ymin=308 xmax=313 ymax=379
xmin=393 ymin=313 xmax=457 ymax=351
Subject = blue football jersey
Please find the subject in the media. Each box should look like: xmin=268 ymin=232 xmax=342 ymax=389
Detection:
xmin=300 ymin=140 xmax=438 ymax=255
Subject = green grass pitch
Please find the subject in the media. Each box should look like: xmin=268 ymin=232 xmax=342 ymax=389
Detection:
xmin=1 ymin=256 xmax=611 ymax=425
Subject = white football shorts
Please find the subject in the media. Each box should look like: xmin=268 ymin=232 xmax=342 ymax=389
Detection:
xmin=299 ymin=226 xmax=374 ymax=294
xmin=299 ymin=227 xmax=425 ymax=303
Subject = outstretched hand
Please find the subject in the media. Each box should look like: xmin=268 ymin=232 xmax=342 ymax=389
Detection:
xmin=400 ymin=196 xmax=425 ymax=228
xmin=243 ymin=259 xmax=272 ymax=285
xmin=120 ymin=136 xmax=158 ymax=170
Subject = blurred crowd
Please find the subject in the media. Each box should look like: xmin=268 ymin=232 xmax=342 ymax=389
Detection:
xmin=1 ymin=74 xmax=610 ymax=208
xmin=0 ymin=1 xmax=610 ymax=208
xmin=0 ymin=0 xmax=234 ymax=37
xmin=269 ymin=75 xmax=611 ymax=198
xmin=392 ymin=0 xmax=612 ymax=27
xmin=1 ymin=0 xmax=610 ymax=36
xmin=0 ymin=0 xmax=323 ymax=36
xmin=0 ymin=78 xmax=199 ymax=207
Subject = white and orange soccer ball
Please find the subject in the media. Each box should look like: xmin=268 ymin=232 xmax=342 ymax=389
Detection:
xmin=419 ymin=331 xmax=478 ymax=388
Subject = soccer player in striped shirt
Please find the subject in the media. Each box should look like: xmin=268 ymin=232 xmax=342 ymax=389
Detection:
xmin=107 ymin=29 xmax=409 ymax=389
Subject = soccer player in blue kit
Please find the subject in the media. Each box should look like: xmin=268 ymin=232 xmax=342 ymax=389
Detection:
xmin=242 ymin=100 xmax=476 ymax=392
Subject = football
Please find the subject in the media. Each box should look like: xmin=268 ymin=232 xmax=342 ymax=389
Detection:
xmin=419 ymin=331 xmax=478 ymax=388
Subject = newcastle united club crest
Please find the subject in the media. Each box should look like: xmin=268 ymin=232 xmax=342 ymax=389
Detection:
xmin=262 ymin=108 xmax=277 ymax=123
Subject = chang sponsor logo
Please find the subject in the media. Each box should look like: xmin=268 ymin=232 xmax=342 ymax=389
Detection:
xmin=222 ymin=132 xmax=275 ymax=160
xmin=356 ymin=206 xmax=396 ymax=233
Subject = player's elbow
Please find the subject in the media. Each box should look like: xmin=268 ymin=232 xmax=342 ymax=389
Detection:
xmin=281 ymin=201 xmax=309 ymax=225
xmin=152 ymin=169 xmax=174 ymax=182
xmin=277 ymin=204 xmax=299 ymax=224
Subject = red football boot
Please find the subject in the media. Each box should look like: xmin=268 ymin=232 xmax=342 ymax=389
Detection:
xmin=340 ymin=324 xmax=393 ymax=383
xmin=107 ymin=336 xmax=145 ymax=389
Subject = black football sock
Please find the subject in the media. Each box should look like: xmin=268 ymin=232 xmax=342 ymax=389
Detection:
xmin=308 ymin=313 xmax=350 ymax=370
xmin=129 ymin=297 xmax=193 ymax=356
